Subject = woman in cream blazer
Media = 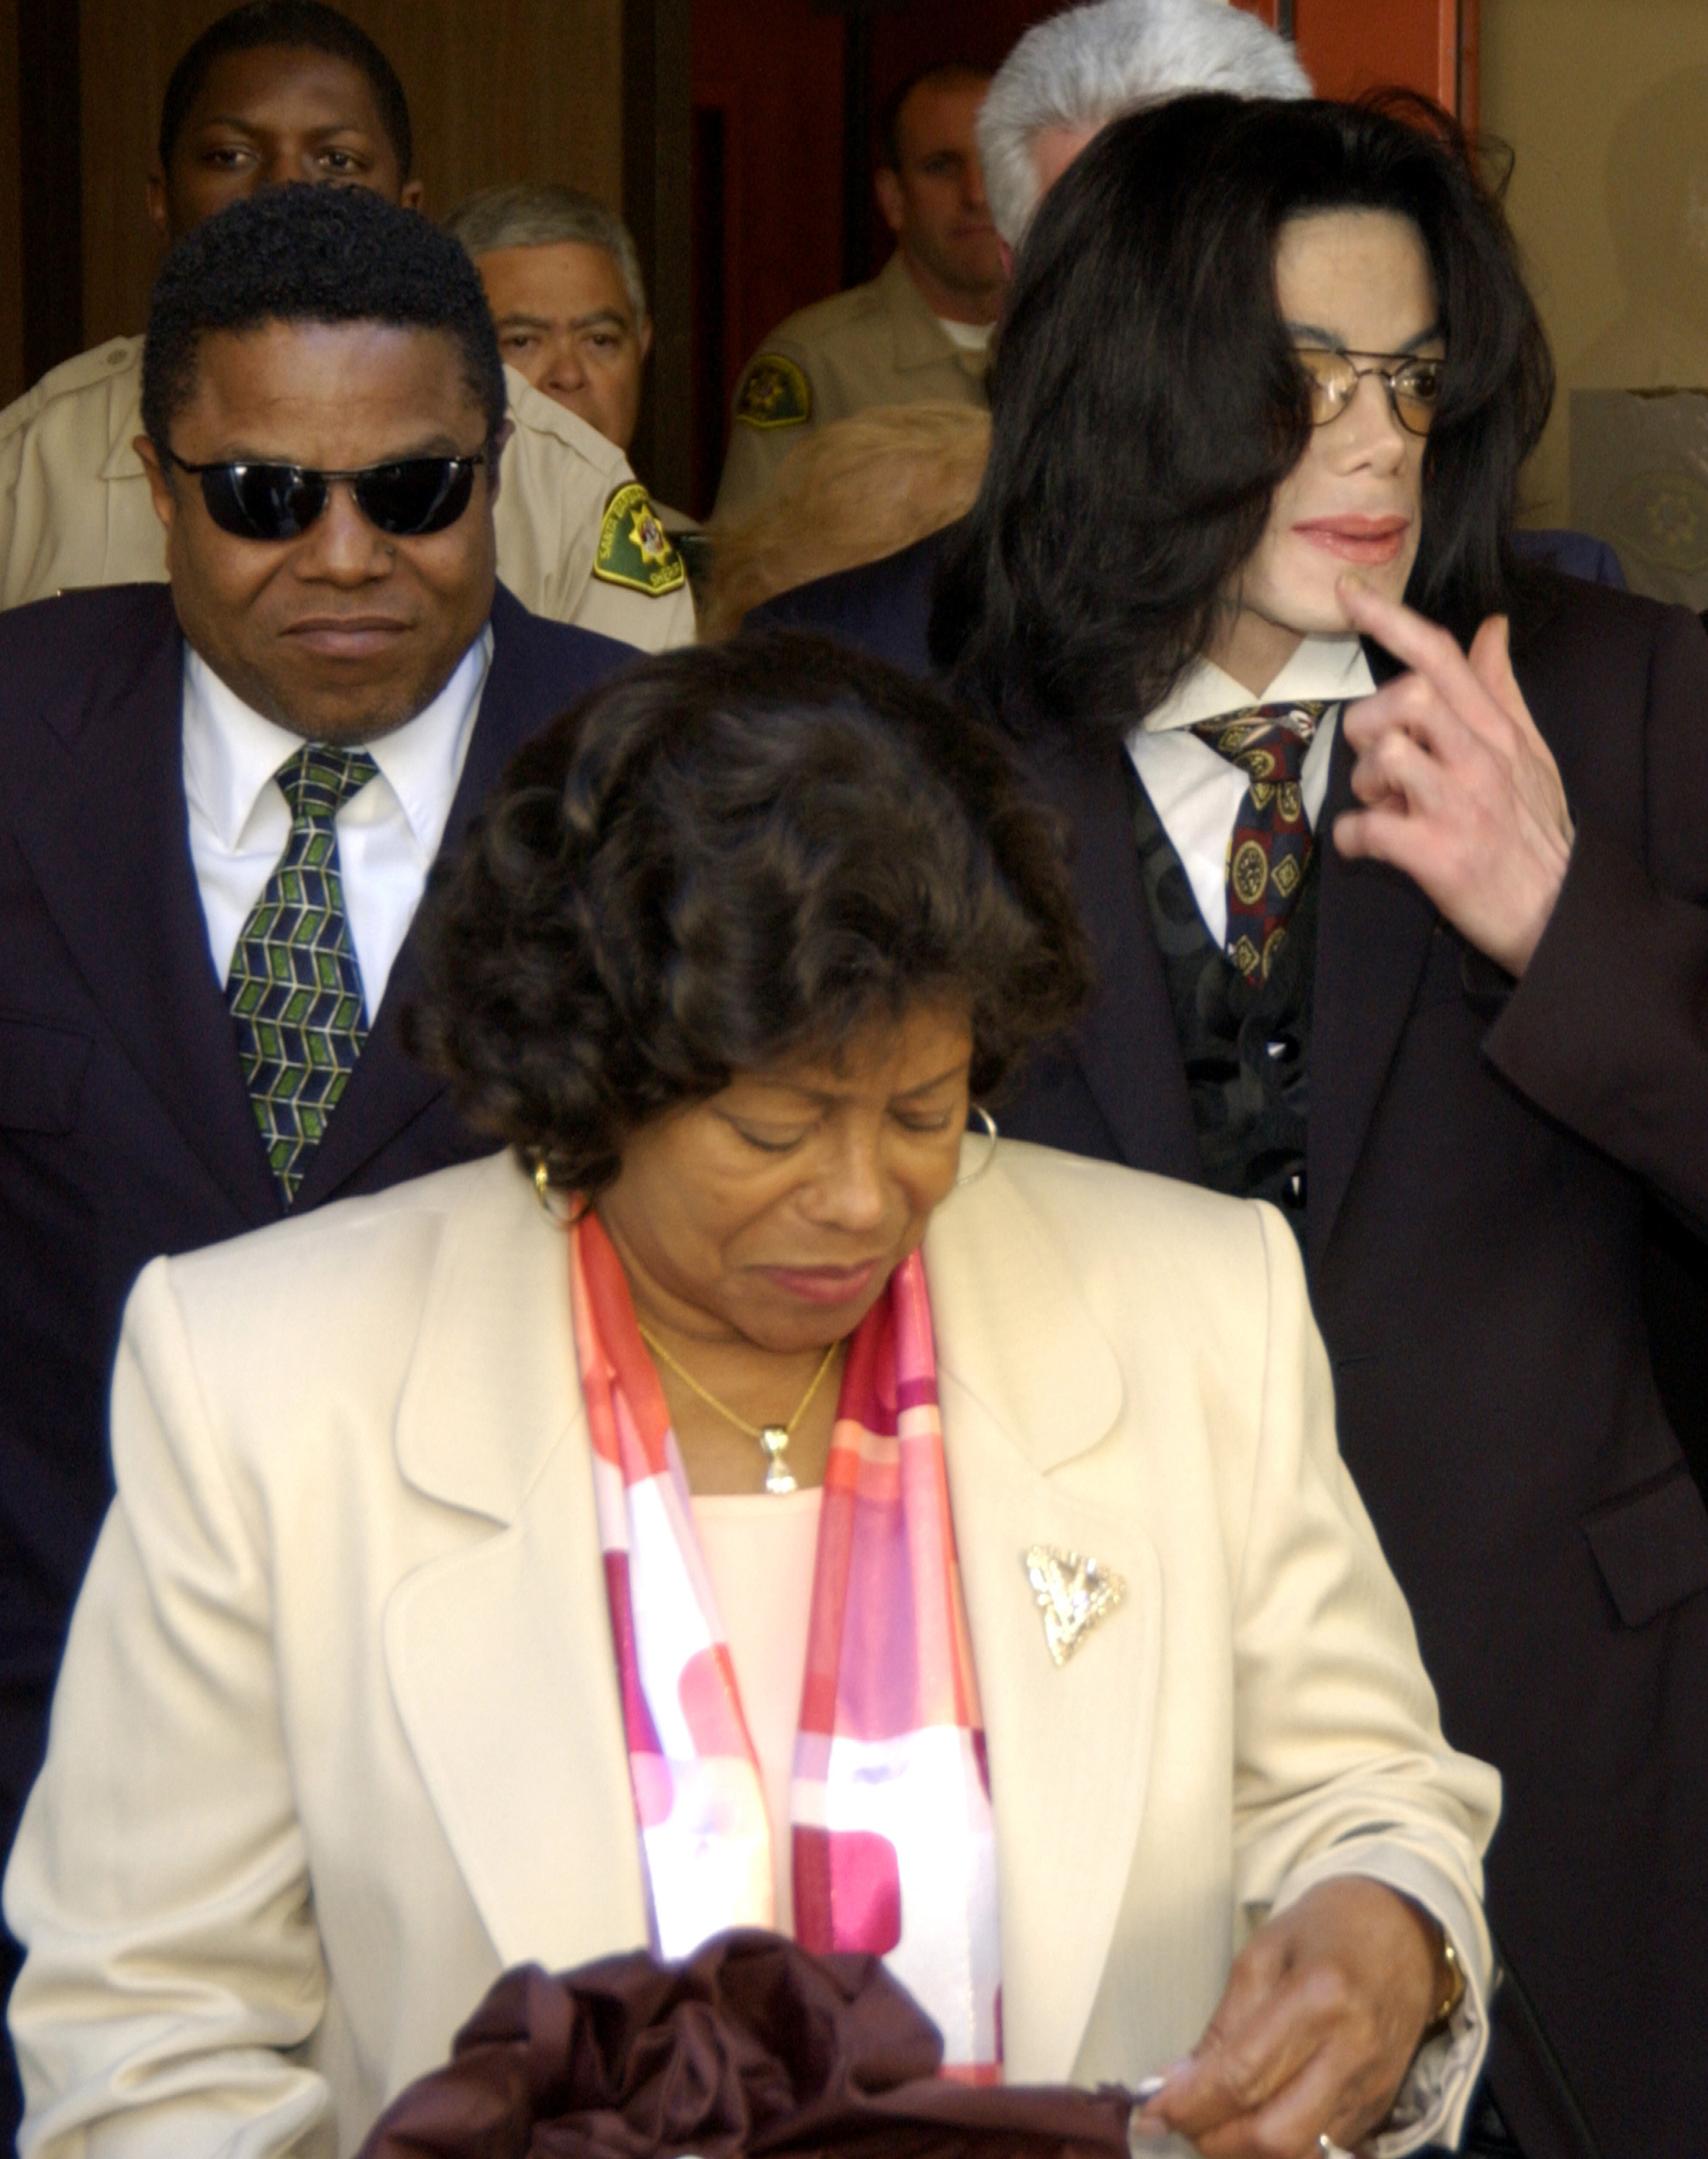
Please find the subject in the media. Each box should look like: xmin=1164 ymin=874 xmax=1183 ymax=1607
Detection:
xmin=7 ymin=640 xmax=1497 ymax=2159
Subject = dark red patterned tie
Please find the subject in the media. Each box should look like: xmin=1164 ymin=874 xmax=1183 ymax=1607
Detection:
xmin=1189 ymin=701 xmax=1329 ymax=985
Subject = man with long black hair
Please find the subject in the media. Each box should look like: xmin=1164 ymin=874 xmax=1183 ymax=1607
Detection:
xmin=912 ymin=96 xmax=1706 ymax=2159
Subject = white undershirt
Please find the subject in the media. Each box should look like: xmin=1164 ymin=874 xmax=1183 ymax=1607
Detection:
xmin=1126 ymin=635 xmax=1375 ymax=949
xmin=936 ymin=315 xmax=995 ymax=354
xmin=181 ymin=629 xmax=492 ymax=1013
xmin=691 ymin=1487 xmax=824 ymax=1934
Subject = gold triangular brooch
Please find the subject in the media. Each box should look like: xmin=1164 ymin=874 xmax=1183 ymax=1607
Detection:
xmin=1023 ymin=1544 xmax=1126 ymax=1666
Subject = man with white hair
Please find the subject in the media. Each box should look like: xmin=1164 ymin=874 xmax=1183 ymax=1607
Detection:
xmin=445 ymin=183 xmax=702 ymax=590
xmin=977 ymin=0 xmax=1310 ymax=251
xmin=749 ymin=0 xmax=1311 ymax=667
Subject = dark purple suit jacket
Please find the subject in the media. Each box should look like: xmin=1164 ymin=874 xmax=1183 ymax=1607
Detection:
xmin=757 ymin=550 xmax=1708 ymax=2159
xmin=0 ymin=581 xmax=630 ymax=1861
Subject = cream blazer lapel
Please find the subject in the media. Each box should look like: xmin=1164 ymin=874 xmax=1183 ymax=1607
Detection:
xmin=384 ymin=1154 xmax=1165 ymax=2072
xmin=925 ymin=1164 xmax=1164 ymax=2083
xmin=381 ymin=1165 xmax=650 ymax=1973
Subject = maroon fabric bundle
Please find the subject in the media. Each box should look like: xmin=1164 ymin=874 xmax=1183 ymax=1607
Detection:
xmin=356 ymin=1929 xmax=1137 ymax=2159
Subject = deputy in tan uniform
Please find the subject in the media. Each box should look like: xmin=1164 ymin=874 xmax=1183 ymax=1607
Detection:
xmin=713 ymin=63 xmax=1003 ymax=521
xmin=443 ymin=181 xmax=709 ymax=596
xmin=0 ymin=2 xmax=693 ymax=648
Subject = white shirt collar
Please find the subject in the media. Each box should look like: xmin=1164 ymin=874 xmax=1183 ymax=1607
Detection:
xmin=935 ymin=314 xmax=994 ymax=353
xmin=181 ymin=628 xmax=494 ymax=852
xmin=1143 ymin=634 xmax=1375 ymax=734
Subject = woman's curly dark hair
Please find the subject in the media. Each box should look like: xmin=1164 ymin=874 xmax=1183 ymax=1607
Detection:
xmin=407 ymin=632 xmax=1093 ymax=1198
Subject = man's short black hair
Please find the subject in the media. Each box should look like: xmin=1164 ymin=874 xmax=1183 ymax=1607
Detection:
xmin=141 ymin=184 xmax=506 ymax=451
xmin=158 ymin=1 xmax=413 ymax=178
xmin=877 ymin=62 xmax=993 ymax=174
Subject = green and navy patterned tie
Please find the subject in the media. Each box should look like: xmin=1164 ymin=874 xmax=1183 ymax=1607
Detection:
xmin=227 ymin=743 xmax=379 ymax=1204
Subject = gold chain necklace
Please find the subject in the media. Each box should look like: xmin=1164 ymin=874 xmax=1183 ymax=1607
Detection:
xmin=636 ymin=1325 xmax=839 ymax=1495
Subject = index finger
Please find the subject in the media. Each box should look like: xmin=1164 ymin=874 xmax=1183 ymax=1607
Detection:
xmin=1148 ymin=1983 xmax=1325 ymax=2140
xmin=1337 ymin=575 xmax=1477 ymax=690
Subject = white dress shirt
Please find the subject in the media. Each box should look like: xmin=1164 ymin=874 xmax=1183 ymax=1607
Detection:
xmin=181 ymin=630 xmax=492 ymax=1015
xmin=1126 ymin=634 xmax=1375 ymax=949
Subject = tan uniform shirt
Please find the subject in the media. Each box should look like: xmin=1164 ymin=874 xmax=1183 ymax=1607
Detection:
xmin=0 ymin=340 xmax=696 ymax=651
xmin=713 ymin=250 xmax=990 ymax=520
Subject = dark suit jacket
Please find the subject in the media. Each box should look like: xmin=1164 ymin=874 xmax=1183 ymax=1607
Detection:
xmin=759 ymin=558 xmax=1708 ymax=2159
xmin=0 ymin=581 xmax=630 ymax=1852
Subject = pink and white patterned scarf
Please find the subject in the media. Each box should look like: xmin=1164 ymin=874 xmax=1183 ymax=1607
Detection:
xmin=570 ymin=1210 xmax=1002 ymax=2078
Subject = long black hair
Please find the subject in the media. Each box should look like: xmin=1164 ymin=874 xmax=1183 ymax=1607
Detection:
xmin=933 ymin=93 xmax=1555 ymax=733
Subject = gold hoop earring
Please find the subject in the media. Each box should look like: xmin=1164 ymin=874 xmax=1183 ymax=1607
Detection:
xmin=956 ymin=1104 xmax=999 ymax=1187
xmin=532 ymin=1155 xmax=574 ymax=1226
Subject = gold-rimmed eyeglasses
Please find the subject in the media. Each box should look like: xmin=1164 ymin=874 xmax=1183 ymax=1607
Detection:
xmin=1294 ymin=346 xmax=1445 ymax=437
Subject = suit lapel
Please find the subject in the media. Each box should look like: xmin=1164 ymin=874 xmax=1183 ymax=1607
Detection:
xmin=925 ymin=1164 xmax=1164 ymax=2080
xmin=383 ymin=1159 xmax=651 ymax=1969
xmin=296 ymin=598 xmax=546 ymax=1206
xmin=6 ymin=597 xmax=278 ymax=1223
xmin=1306 ymin=697 xmax=1440 ymax=1272
xmin=1026 ymin=733 xmax=1201 ymax=1180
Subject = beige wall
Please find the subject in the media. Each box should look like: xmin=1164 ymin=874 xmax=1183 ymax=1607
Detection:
xmin=81 ymin=0 xmax=625 ymax=348
xmin=1483 ymin=0 xmax=1708 ymax=525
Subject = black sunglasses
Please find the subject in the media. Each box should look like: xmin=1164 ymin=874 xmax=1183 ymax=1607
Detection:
xmin=162 ymin=444 xmax=493 ymax=541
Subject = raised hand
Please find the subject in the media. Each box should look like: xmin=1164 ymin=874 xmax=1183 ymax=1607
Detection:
xmin=1332 ymin=574 xmax=1573 ymax=977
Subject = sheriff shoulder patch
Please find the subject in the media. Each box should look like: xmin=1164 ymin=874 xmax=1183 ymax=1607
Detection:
xmin=593 ymin=482 xmax=687 ymax=597
xmin=733 ymin=353 xmax=812 ymax=430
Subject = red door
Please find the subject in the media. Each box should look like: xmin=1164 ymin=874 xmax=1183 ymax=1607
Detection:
xmin=1234 ymin=0 xmax=1480 ymax=125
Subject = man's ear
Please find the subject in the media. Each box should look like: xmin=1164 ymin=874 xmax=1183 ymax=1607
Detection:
xmin=144 ymin=168 xmax=171 ymax=246
xmin=998 ymin=237 xmax=1013 ymax=279
xmin=484 ymin=417 xmax=515 ymax=506
xmin=401 ymin=178 xmax=426 ymax=211
xmin=638 ymin=316 xmax=654 ymax=366
xmin=135 ymin=435 xmax=178 ymax=535
xmin=874 ymin=168 xmax=905 ymax=237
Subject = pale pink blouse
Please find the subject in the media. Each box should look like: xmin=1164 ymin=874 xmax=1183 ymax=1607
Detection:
xmin=690 ymin=1488 xmax=824 ymax=1932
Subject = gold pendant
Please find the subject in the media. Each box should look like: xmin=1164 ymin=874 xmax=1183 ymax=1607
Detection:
xmin=759 ymin=1426 xmax=797 ymax=1496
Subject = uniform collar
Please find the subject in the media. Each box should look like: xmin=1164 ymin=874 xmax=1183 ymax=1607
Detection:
xmin=1143 ymin=634 xmax=1375 ymax=734
xmin=880 ymin=249 xmax=990 ymax=378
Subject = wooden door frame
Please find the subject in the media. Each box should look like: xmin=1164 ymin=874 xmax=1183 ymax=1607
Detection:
xmin=13 ymin=0 xmax=83 ymax=389
xmin=624 ymin=0 xmax=694 ymax=509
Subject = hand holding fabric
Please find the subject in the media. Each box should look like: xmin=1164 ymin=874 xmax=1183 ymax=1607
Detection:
xmin=1334 ymin=578 xmax=1573 ymax=976
xmin=1137 ymin=1877 xmax=1445 ymax=2159
xmin=356 ymin=1929 xmax=1136 ymax=2159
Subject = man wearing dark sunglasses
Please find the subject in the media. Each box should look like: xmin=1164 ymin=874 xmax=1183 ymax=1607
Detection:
xmin=0 ymin=0 xmax=693 ymax=648
xmin=0 ymin=182 xmax=634 ymax=2142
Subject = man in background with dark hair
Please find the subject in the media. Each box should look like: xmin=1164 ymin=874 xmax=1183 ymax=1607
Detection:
xmin=0 ymin=182 xmax=631 ymax=2140
xmin=713 ymin=63 xmax=1003 ymax=520
xmin=0 ymin=0 xmax=694 ymax=646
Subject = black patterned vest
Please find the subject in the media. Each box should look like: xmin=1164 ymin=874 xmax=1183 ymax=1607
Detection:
xmin=1125 ymin=757 xmax=1317 ymax=1241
